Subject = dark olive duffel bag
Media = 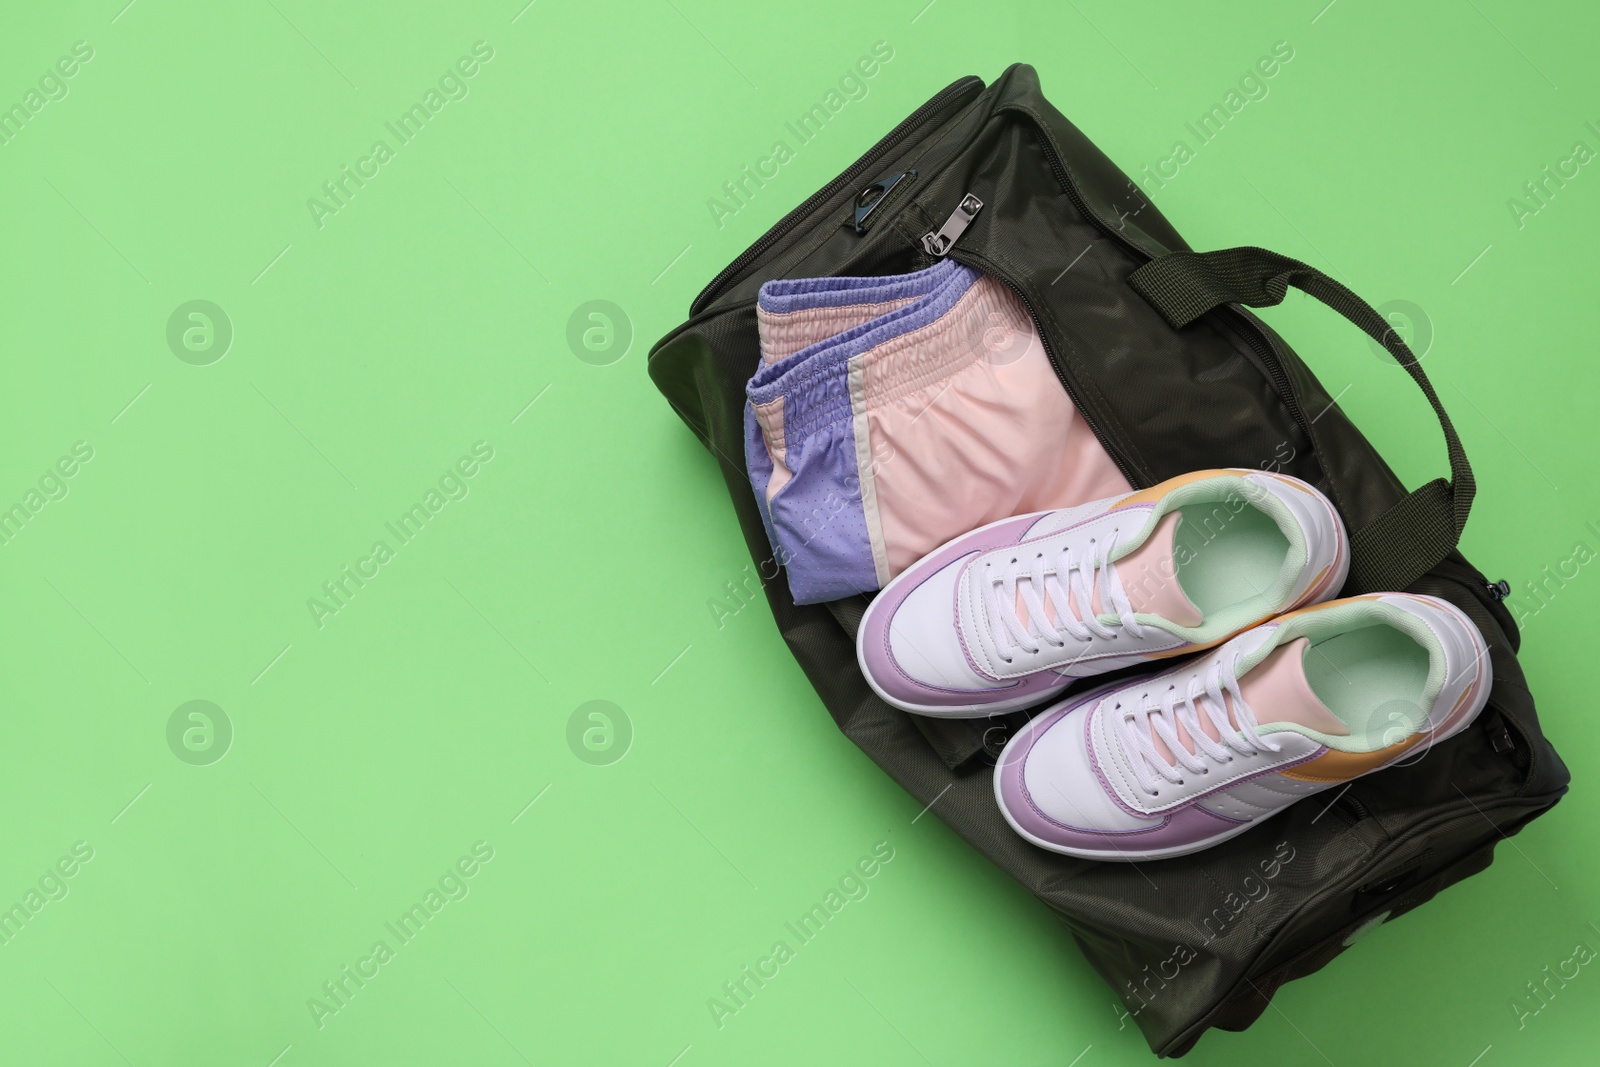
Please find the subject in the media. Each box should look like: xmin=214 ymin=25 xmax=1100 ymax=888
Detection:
xmin=646 ymin=63 xmax=1568 ymax=1056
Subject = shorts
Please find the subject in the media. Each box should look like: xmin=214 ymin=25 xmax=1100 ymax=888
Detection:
xmin=744 ymin=259 xmax=1131 ymax=604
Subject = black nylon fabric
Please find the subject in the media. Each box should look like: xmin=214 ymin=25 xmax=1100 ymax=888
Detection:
xmin=647 ymin=64 xmax=1568 ymax=1056
xmin=1127 ymin=246 xmax=1474 ymax=595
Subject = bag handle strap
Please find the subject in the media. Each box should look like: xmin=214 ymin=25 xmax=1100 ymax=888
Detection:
xmin=1127 ymin=246 xmax=1473 ymax=594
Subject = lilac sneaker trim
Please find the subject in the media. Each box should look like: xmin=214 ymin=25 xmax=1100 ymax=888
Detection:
xmin=857 ymin=513 xmax=1055 ymax=709
xmin=994 ymin=699 xmax=1250 ymax=853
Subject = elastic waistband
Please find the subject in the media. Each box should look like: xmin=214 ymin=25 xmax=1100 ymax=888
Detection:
xmin=847 ymin=275 xmax=1030 ymax=408
xmin=757 ymin=259 xmax=961 ymax=315
xmin=748 ymin=262 xmax=978 ymax=406
xmin=757 ymin=260 xmax=965 ymax=364
xmin=749 ymin=265 xmax=1031 ymax=441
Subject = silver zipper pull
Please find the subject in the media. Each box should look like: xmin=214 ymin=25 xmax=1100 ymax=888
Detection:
xmin=921 ymin=193 xmax=983 ymax=256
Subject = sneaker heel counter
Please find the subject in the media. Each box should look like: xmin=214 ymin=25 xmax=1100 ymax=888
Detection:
xmin=1402 ymin=594 xmax=1493 ymax=736
xmin=1250 ymin=472 xmax=1345 ymax=606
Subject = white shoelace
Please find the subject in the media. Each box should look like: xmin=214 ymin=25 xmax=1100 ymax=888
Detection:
xmin=1115 ymin=654 xmax=1282 ymax=797
xmin=984 ymin=528 xmax=1146 ymax=663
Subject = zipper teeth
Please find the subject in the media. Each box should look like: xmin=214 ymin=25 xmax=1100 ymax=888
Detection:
xmin=690 ymin=76 xmax=984 ymax=315
xmin=1338 ymin=794 xmax=1373 ymax=822
xmin=1227 ymin=309 xmax=1314 ymax=450
xmin=1020 ymin=119 xmax=1317 ymax=477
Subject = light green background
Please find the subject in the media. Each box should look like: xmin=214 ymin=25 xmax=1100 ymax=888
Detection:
xmin=2 ymin=1 xmax=1596 ymax=1063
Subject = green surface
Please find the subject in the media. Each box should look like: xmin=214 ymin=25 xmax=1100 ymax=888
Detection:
xmin=2 ymin=1 xmax=1597 ymax=1063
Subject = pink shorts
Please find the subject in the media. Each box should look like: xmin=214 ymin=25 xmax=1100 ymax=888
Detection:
xmin=745 ymin=260 xmax=1131 ymax=604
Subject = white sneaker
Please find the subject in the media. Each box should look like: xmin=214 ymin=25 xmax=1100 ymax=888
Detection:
xmin=855 ymin=469 xmax=1348 ymax=717
xmin=993 ymin=593 xmax=1493 ymax=860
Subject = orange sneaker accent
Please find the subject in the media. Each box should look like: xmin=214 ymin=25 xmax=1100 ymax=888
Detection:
xmin=1435 ymin=675 xmax=1485 ymax=735
xmin=1110 ymin=469 xmax=1239 ymax=510
xmin=1297 ymin=564 xmax=1333 ymax=601
xmin=1260 ymin=471 xmax=1325 ymax=498
xmin=1280 ymin=734 xmax=1424 ymax=782
xmin=1139 ymin=627 xmax=1248 ymax=660
xmin=1268 ymin=593 xmax=1385 ymax=627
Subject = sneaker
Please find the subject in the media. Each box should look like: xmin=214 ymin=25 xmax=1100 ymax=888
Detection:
xmin=855 ymin=469 xmax=1348 ymax=717
xmin=992 ymin=593 xmax=1493 ymax=861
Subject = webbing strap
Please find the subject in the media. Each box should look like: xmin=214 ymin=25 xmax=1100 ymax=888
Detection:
xmin=1128 ymin=246 xmax=1473 ymax=593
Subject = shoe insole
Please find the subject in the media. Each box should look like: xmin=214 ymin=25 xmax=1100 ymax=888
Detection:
xmin=1302 ymin=623 xmax=1431 ymax=747
xmin=1172 ymin=503 xmax=1288 ymax=616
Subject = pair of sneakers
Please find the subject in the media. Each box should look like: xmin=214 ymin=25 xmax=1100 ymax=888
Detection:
xmin=855 ymin=469 xmax=1493 ymax=860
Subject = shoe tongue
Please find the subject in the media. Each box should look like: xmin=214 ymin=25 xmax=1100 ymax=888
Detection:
xmin=1240 ymin=637 xmax=1350 ymax=736
xmin=1114 ymin=512 xmax=1202 ymax=627
xmin=1146 ymin=637 xmax=1348 ymax=764
xmin=1011 ymin=510 xmax=1203 ymax=631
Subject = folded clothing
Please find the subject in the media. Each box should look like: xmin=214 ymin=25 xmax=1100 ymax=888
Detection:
xmin=745 ymin=259 xmax=1130 ymax=604
xmin=755 ymin=261 xmax=950 ymax=365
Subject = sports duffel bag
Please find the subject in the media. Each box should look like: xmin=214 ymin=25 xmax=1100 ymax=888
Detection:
xmin=646 ymin=63 xmax=1569 ymax=1056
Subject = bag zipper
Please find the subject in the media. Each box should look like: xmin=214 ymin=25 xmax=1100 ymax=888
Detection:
xmin=1483 ymin=710 xmax=1516 ymax=754
xmin=921 ymin=193 xmax=983 ymax=255
xmin=690 ymin=75 xmax=985 ymax=316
